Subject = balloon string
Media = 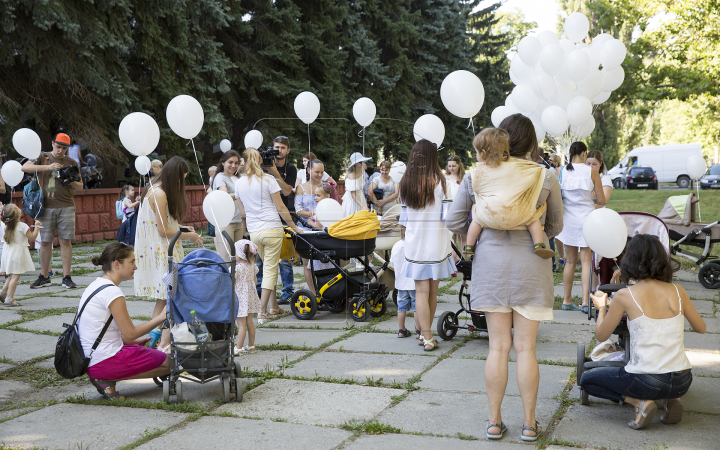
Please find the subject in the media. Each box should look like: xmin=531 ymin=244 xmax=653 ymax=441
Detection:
xmin=696 ymin=182 xmax=702 ymax=222
xmin=362 ymin=127 xmax=365 ymax=156
xmin=208 ymin=204 xmax=231 ymax=259
xmin=307 ymin=124 xmax=311 ymax=153
xmin=190 ymin=139 xmax=206 ymax=194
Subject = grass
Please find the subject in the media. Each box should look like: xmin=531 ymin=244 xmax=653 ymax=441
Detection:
xmin=606 ymin=188 xmax=720 ymax=218
xmin=553 ymin=295 xmax=581 ymax=310
xmin=0 ymin=364 xmax=85 ymax=389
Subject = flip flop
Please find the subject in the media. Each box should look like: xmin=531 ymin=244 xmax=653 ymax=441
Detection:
xmin=90 ymin=379 xmax=121 ymax=400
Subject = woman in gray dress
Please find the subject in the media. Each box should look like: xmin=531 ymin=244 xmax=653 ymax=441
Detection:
xmin=446 ymin=114 xmax=563 ymax=442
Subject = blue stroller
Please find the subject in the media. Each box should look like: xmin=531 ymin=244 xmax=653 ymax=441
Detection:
xmin=160 ymin=229 xmax=242 ymax=403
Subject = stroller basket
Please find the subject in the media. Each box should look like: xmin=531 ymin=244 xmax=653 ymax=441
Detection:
xmin=294 ymin=231 xmax=376 ymax=260
xmin=315 ymin=268 xmax=371 ymax=301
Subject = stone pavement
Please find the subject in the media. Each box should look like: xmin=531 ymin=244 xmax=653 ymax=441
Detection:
xmin=0 ymin=241 xmax=718 ymax=449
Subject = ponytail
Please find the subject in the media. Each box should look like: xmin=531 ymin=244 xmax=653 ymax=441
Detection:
xmin=567 ymin=141 xmax=588 ymax=172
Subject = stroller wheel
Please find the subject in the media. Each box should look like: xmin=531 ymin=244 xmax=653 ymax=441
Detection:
xmin=437 ymin=311 xmax=458 ymax=340
xmin=222 ymin=377 xmax=232 ymax=403
xmin=162 ymin=379 xmax=170 ymax=404
xmin=350 ymin=297 xmax=369 ymax=322
xmin=699 ymin=262 xmax=720 ymax=289
xmin=153 ymin=375 xmax=168 ymax=387
xmin=576 ymin=344 xmax=586 ymax=386
xmin=325 ymin=299 xmax=345 ymax=313
xmin=290 ymin=289 xmax=318 ymax=320
xmin=175 ymin=380 xmax=183 ymax=403
xmin=368 ymin=297 xmax=387 ymax=318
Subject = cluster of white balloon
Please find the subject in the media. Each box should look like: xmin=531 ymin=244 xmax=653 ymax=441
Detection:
xmin=1 ymin=128 xmax=43 ymax=189
xmin=491 ymin=12 xmax=627 ymax=154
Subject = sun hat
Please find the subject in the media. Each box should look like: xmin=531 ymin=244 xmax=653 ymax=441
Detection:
xmin=347 ymin=152 xmax=372 ymax=170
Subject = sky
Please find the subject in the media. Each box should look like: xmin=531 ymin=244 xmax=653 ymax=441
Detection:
xmin=479 ymin=0 xmax=562 ymax=34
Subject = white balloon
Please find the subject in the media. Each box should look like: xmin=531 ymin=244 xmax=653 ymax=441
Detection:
xmin=12 ymin=128 xmax=42 ymax=160
xmin=592 ymin=33 xmax=614 ymax=51
xmin=244 ymin=130 xmax=263 ymax=149
xmin=566 ymin=96 xmax=592 ymax=126
xmin=566 ymin=50 xmax=591 ymax=81
xmin=541 ymin=106 xmax=569 ymax=136
xmin=571 ymin=115 xmax=596 ymax=138
xmin=119 ymin=112 xmax=160 ymax=156
xmin=491 ymin=106 xmax=513 ymax=128
xmin=511 ymin=84 xmax=538 ymax=113
xmin=600 ymin=39 xmax=627 ymax=69
xmin=564 ymin=12 xmax=590 ymax=43
xmin=579 ymin=69 xmax=605 ymax=99
xmin=510 ymin=54 xmax=535 ymax=84
xmin=166 ymin=95 xmax=204 ymax=139
xmin=575 ymin=42 xmax=589 ymax=50
xmin=558 ymin=38 xmax=576 ymax=55
xmin=553 ymin=81 xmax=576 ymax=109
xmin=509 ymin=68 xmax=523 ymax=86
xmin=530 ymin=117 xmax=546 ymax=142
xmin=686 ymin=155 xmax=708 ymax=180
xmin=316 ymin=199 xmax=344 ymax=228
xmin=591 ymin=91 xmax=612 ymax=105
xmin=203 ymin=190 xmax=235 ymax=229
xmin=536 ymin=30 xmax=559 ymax=48
xmin=553 ymin=63 xmax=571 ymax=85
xmin=539 ymin=45 xmax=566 ymax=76
xmin=441 ymin=70 xmax=485 ymax=119
xmin=505 ymin=95 xmax=515 ymax=109
xmin=601 ymin=66 xmax=625 ymax=91
xmin=353 ymin=97 xmax=376 ymax=127
xmin=1 ymin=161 xmax=23 ymax=187
xmin=413 ymin=114 xmax=445 ymax=147
xmin=135 ymin=156 xmax=152 ymax=175
xmin=294 ymin=91 xmax=320 ymax=125
xmin=583 ymin=208 xmax=628 ymax=259
xmin=518 ymin=36 xmax=543 ymax=66
xmin=389 ymin=161 xmax=406 ymax=184
xmin=582 ymin=46 xmax=600 ymax=72
xmin=219 ymin=139 xmax=232 ymax=153
xmin=536 ymin=71 xmax=557 ymax=100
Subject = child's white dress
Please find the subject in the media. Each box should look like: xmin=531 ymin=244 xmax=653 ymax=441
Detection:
xmin=0 ymin=223 xmax=35 ymax=274
xmin=235 ymin=262 xmax=260 ymax=317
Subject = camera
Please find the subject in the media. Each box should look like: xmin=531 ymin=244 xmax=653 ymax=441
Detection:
xmin=58 ymin=165 xmax=81 ymax=186
xmin=259 ymin=146 xmax=280 ymax=168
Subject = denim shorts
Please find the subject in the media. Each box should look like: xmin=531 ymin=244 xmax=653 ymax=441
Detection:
xmin=580 ymin=366 xmax=692 ymax=404
xmin=397 ymin=290 xmax=416 ymax=312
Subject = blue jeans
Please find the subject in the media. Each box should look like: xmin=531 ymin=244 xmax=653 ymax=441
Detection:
xmin=397 ymin=290 xmax=416 ymax=312
xmin=256 ymin=256 xmax=294 ymax=297
xmin=580 ymin=366 xmax=692 ymax=404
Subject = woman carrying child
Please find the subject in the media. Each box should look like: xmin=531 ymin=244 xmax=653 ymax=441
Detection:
xmin=234 ymin=239 xmax=260 ymax=355
xmin=0 ymin=204 xmax=41 ymax=306
xmin=582 ymin=234 xmax=705 ymax=429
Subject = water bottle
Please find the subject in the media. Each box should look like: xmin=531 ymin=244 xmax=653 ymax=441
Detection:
xmin=146 ymin=328 xmax=162 ymax=348
xmin=189 ymin=310 xmax=210 ymax=343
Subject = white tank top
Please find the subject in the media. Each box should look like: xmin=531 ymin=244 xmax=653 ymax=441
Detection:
xmin=625 ymin=284 xmax=692 ymax=374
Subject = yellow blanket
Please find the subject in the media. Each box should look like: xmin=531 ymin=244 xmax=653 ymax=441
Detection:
xmin=328 ymin=210 xmax=381 ymax=240
xmin=470 ymin=158 xmax=547 ymax=231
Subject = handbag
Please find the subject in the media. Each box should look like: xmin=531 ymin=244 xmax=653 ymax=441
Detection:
xmin=54 ymin=284 xmax=113 ymax=379
xmin=207 ymin=222 xmax=216 ymax=237
xmin=280 ymin=227 xmax=299 ymax=263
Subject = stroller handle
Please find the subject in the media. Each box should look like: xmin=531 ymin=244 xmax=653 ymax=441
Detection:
xmin=168 ymin=227 xmax=235 ymax=258
xmin=289 ymin=212 xmax=323 ymax=233
xmin=588 ymin=283 xmax=627 ymax=320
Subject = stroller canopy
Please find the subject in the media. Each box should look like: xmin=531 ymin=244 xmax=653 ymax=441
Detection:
xmin=620 ymin=212 xmax=670 ymax=253
xmin=328 ymin=210 xmax=380 ymax=240
xmin=658 ymin=194 xmax=698 ymax=226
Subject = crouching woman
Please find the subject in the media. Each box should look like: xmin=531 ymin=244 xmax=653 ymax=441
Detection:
xmin=79 ymin=242 xmax=170 ymax=399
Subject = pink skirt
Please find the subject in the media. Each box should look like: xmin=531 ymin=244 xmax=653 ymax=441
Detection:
xmin=87 ymin=345 xmax=167 ymax=381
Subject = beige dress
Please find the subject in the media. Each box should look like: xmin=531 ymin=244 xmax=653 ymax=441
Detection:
xmin=134 ymin=186 xmax=184 ymax=300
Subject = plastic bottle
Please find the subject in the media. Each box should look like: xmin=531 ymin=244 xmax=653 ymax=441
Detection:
xmin=189 ymin=310 xmax=210 ymax=343
xmin=146 ymin=328 xmax=162 ymax=348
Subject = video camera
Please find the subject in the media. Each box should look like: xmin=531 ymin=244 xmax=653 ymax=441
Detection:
xmin=58 ymin=165 xmax=81 ymax=186
xmin=260 ymin=146 xmax=280 ymax=168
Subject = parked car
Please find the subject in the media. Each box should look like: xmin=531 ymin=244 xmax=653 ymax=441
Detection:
xmin=608 ymin=143 xmax=702 ymax=189
xmin=700 ymin=165 xmax=720 ymax=190
xmin=622 ymin=166 xmax=658 ymax=190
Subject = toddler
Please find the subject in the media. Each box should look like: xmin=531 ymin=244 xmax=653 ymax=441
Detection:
xmin=118 ymin=185 xmax=139 ymax=222
xmin=0 ymin=204 xmax=41 ymax=306
xmin=306 ymin=182 xmax=336 ymax=272
xmin=207 ymin=166 xmax=217 ymax=194
xmin=464 ymin=127 xmax=553 ymax=260
xmin=390 ymin=227 xmax=418 ymax=338
xmin=234 ymin=239 xmax=260 ymax=355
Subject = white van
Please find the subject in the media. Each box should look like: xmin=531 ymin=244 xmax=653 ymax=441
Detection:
xmin=607 ymin=143 xmax=703 ymax=189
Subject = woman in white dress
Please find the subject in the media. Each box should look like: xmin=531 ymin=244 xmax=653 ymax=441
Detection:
xmin=399 ymin=140 xmax=455 ymax=351
xmin=444 ymin=155 xmax=465 ymax=200
xmin=342 ymin=152 xmax=371 ymax=217
xmin=586 ymin=150 xmax=613 ymax=208
xmin=556 ymin=142 xmax=606 ymax=313
xmin=368 ymin=160 xmax=399 ymax=215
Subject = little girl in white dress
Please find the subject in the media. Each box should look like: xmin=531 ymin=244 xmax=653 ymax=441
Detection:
xmin=234 ymin=239 xmax=261 ymax=355
xmin=0 ymin=204 xmax=41 ymax=307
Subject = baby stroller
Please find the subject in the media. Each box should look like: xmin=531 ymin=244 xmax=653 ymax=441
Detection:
xmin=289 ymin=217 xmax=390 ymax=322
xmin=160 ymin=229 xmax=242 ymax=403
xmin=436 ymin=242 xmax=488 ymax=340
xmin=658 ymin=193 xmax=720 ymax=289
xmin=577 ymin=212 xmax=670 ymax=405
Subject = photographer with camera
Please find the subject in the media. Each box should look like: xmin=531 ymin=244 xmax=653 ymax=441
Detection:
xmin=21 ymin=133 xmax=83 ymax=289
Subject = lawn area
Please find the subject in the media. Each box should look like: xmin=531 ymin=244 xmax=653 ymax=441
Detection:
xmin=606 ymin=189 xmax=720 ymax=219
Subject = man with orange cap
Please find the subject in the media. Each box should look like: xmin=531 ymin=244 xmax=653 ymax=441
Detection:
xmin=21 ymin=132 xmax=83 ymax=289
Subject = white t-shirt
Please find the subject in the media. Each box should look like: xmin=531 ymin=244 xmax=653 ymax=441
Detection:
xmin=296 ymin=169 xmax=330 ymax=184
xmin=235 ymin=175 xmax=283 ymax=233
xmin=77 ymin=278 xmax=125 ymax=366
xmin=601 ymin=173 xmax=612 ymax=188
xmin=390 ymin=240 xmax=415 ymax=291
xmin=0 ymin=222 xmax=5 ymax=249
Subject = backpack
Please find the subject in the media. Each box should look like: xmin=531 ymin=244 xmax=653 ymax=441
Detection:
xmin=22 ymin=175 xmax=44 ymax=219
xmin=54 ymin=284 xmax=113 ymax=379
xmin=115 ymin=200 xmax=124 ymax=220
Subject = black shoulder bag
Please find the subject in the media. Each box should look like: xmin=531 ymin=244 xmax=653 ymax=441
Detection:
xmin=54 ymin=284 xmax=113 ymax=379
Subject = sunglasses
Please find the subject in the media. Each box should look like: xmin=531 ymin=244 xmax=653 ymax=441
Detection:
xmin=275 ymin=136 xmax=288 ymax=140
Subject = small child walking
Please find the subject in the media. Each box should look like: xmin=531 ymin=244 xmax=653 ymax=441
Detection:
xmin=118 ymin=185 xmax=139 ymax=222
xmin=390 ymin=227 xmax=418 ymax=338
xmin=464 ymin=127 xmax=554 ymax=260
xmin=234 ymin=239 xmax=260 ymax=355
xmin=0 ymin=204 xmax=41 ymax=306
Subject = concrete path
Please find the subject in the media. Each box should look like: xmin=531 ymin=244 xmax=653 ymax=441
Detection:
xmin=0 ymin=242 xmax=718 ymax=450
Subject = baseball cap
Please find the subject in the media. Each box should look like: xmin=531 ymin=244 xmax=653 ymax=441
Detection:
xmin=53 ymin=133 xmax=71 ymax=146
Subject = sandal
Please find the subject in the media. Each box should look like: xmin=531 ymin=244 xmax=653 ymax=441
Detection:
xmin=90 ymin=379 xmax=122 ymax=400
xmin=486 ymin=421 xmax=507 ymax=440
xmin=423 ymin=337 xmax=439 ymax=351
xmin=415 ymin=329 xmax=421 ymax=340
xmin=0 ymin=291 xmax=6 ymax=303
xmin=533 ymin=243 xmax=555 ymax=259
xmin=234 ymin=347 xmax=246 ymax=356
xmin=246 ymin=345 xmax=257 ymax=354
xmin=418 ymin=335 xmax=425 ymax=346
xmin=521 ymin=420 xmax=542 ymax=442
xmin=8 ymin=301 xmax=22 ymax=307
xmin=398 ymin=329 xmax=412 ymax=338
xmin=628 ymin=400 xmax=657 ymax=430
xmin=561 ymin=303 xmax=581 ymax=311
xmin=661 ymin=399 xmax=683 ymax=424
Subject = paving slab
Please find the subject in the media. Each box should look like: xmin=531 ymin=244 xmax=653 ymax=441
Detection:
xmin=551 ymin=310 xmax=596 ymax=325
xmin=255 ymin=329 xmax=347 ymax=349
xmin=0 ymin=363 xmax=15 ymax=372
xmin=327 ymin=332 xmax=452 ymax=356
xmin=237 ymin=350 xmax=309 ymax=374
xmin=216 ymin=378 xmax=404 ymax=426
xmin=0 ymin=309 xmax=22 ymax=325
xmin=679 ymin=375 xmax=720 ymax=414
xmin=285 ymin=351 xmax=432 ymax=384
xmin=417 ymin=357 xmax=572 ymax=399
xmin=371 ymin=315 xmax=439 ymax=333
xmin=33 ymin=358 xmax=54 ymax=370
xmin=10 ymin=296 xmax=81 ymax=311
xmin=136 ymin=416 xmax=352 ymax=450
xmin=14 ymin=284 xmax=75 ymax=298
xmin=0 ymin=407 xmax=36 ymax=422
xmin=0 ymin=403 xmax=188 ymax=450
xmin=0 ymin=329 xmax=56 ymax=363
xmin=112 ymin=378 xmax=231 ymax=406
xmin=125 ymin=299 xmax=157 ymax=318
xmin=686 ymin=351 xmax=720 ymax=377
xmin=691 ymin=299 xmax=715 ymax=316
xmin=20 ymin=313 xmax=142 ymax=334
xmin=537 ymin=323 xmax=595 ymax=343
xmin=269 ymin=311 xmax=371 ymax=329
xmin=345 ymin=433 xmax=525 ymax=449
xmin=452 ymin=339 xmax=578 ymax=365
xmin=683 ymin=332 xmax=720 ymax=352
xmin=376 ymin=390 xmax=558 ymax=443
xmin=553 ymin=284 xmax=584 ymax=297
xmin=686 ymin=317 xmax=720 ymax=333
xmin=552 ymin=404 xmax=718 ymax=450
xmin=0 ymin=380 xmax=33 ymax=401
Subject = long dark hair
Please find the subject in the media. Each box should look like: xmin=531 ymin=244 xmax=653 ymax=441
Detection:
xmin=586 ymin=150 xmax=606 ymax=174
xmin=620 ymin=234 xmax=673 ymax=283
xmin=446 ymin=155 xmax=466 ymax=180
xmin=141 ymin=156 xmax=189 ymax=222
xmin=499 ymin=114 xmax=539 ymax=160
xmin=92 ymin=242 xmax=135 ymax=273
xmin=306 ymin=159 xmax=323 ymax=182
xmin=567 ymin=141 xmax=588 ymax=171
xmin=215 ymin=150 xmax=241 ymax=180
xmin=399 ymin=139 xmax=445 ymax=209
